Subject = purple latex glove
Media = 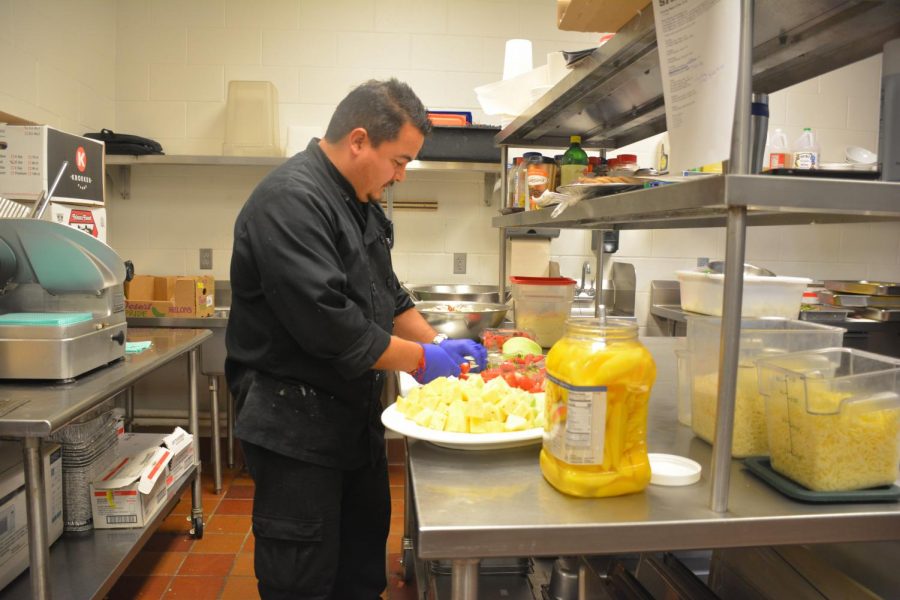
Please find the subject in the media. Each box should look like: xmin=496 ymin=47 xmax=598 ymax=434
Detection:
xmin=413 ymin=344 xmax=461 ymax=384
xmin=439 ymin=339 xmax=488 ymax=372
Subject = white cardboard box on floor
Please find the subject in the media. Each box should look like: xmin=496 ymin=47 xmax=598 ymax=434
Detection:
xmin=160 ymin=427 xmax=195 ymax=488
xmin=0 ymin=441 xmax=64 ymax=592
xmin=116 ymin=428 xmax=195 ymax=490
xmin=90 ymin=434 xmax=172 ymax=529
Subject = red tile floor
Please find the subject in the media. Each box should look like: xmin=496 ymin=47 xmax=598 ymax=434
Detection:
xmin=104 ymin=437 xmax=418 ymax=600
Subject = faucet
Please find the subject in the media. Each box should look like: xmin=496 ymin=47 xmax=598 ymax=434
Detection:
xmin=579 ymin=261 xmax=594 ymax=296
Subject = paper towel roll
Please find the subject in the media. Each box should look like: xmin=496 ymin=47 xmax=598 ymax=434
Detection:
xmin=503 ymin=39 xmax=533 ymax=81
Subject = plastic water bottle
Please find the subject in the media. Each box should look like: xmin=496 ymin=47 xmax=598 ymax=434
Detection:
xmin=791 ymin=128 xmax=819 ymax=169
xmin=764 ymin=128 xmax=789 ymax=170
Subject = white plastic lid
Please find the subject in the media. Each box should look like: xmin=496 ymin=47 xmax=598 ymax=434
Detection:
xmin=649 ymin=453 xmax=702 ymax=486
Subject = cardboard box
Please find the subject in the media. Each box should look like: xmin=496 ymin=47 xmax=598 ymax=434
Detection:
xmin=9 ymin=200 xmax=108 ymax=242
xmin=0 ymin=442 xmax=63 ymax=592
xmin=160 ymin=427 xmax=195 ymax=487
xmin=0 ymin=125 xmax=105 ymax=206
xmin=90 ymin=434 xmax=172 ymax=529
xmin=557 ymin=0 xmax=650 ymax=33
xmin=118 ymin=428 xmax=196 ymax=489
xmin=125 ymin=274 xmax=215 ymax=318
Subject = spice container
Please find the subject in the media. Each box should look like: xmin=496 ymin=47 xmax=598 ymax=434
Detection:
xmin=757 ymin=348 xmax=900 ymax=491
xmin=541 ymin=317 xmax=656 ymax=497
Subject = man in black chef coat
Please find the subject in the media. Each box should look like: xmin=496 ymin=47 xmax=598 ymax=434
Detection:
xmin=225 ymin=78 xmax=487 ymax=599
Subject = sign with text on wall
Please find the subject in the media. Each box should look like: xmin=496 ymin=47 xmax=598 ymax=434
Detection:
xmin=653 ymin=0 xmax=740 ymax=174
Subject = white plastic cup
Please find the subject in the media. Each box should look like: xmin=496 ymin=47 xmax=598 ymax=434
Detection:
xmin=503 ymin=39 xmax=533 ymax=81
xmin=546 ymin=51 xmax=567 ymax=83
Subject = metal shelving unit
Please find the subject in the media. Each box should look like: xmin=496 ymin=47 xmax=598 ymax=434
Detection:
xmin=3 ymin=466 xmax=198 ymax=600
xmin=104 ymin=154 xmax=500 ymax=201
xmin=0 ymin=328 xmax=212 ymax=599
xmin=496 ymin=0 xmax=900 ymax=150
xmin=493 ymin=0 xmax=900 ymax=517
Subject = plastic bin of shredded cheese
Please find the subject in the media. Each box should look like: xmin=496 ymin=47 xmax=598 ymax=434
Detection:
xmin=687 ymin=317 xmax=845 ymax=458
xmin=757 ymin=348 xmax=900 ymax=492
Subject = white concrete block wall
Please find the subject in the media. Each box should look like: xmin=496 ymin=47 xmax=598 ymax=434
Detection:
xmin=0 ymin=0 xmax=117 ymax=133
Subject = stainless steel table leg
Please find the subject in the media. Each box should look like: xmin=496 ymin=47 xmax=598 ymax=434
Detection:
xmin=23 ymin=437 xmax=51 ymax=599
xmin=188 ymin=349 xmax=204 ymax=537
xmin=125 ymin=385 xmax=135 ymax=432
xmin=226 ymin=380 xmax=235 ymax=468
xmin=451 ymin=559 xmax=479 ymax=600
xmin=209 ymin=375 xmax=222 ymax=493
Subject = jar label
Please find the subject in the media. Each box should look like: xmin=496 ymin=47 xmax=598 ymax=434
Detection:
xmin=544 ymin=374 xmax=607 ymax=465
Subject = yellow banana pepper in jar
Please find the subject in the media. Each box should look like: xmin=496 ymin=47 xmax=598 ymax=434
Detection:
xmin=541 ymin=318 xmax=656 ymax=497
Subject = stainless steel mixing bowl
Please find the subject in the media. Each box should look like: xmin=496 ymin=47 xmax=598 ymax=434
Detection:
xmin=407 ymin=284 xmax=509 ymax=304
xmin=415 ymin=301 xmax=510 ymax=340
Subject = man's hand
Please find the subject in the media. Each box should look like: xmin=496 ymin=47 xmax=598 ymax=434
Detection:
xmin=439 ymin=339 xmax=488 ymax=372
xmin=413 ymin=344 xmax=461 ymax=384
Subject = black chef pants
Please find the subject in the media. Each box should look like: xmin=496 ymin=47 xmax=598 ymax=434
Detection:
xmin=242 ymin=440 xmax=390 ymax=600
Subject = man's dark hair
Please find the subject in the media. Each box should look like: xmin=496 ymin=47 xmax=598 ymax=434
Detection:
xmin=324 ymin=78 xmax=431 ymax=146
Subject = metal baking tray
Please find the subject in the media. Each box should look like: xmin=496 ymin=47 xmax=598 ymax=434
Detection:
xmin=824 ymin=280 xmax=900 ymax=296
xmin=818 ymin=290 xmax=900 ymax=308
xmin=858 ymin=308 xmax=900 ymax=322
xmin=799 ymin=306 xmax=852 ymax=322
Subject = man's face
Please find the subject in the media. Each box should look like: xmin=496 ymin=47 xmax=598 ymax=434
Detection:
xmin=356 ymin=122 xmax=424 ymax=203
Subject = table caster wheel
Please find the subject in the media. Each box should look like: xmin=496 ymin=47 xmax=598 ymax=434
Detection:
xmin=400 ymin=541 xmax=415 ymax=581
xmin=191 ymin=516 xmax=204 ymax=539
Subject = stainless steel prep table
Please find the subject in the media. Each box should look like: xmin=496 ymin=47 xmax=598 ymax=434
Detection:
xmin=404 ymin=337 xmax=900 ymax=599
xmin=0 ymin=327 xmax=211 ymax=600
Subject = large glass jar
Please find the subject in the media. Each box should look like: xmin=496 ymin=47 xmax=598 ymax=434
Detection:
xmin=541 ymin=318 xmax=656 ymax=497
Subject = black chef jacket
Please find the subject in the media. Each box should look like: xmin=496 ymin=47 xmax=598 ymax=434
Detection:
xmin=226 ymin=139 xmax=414 ymax=469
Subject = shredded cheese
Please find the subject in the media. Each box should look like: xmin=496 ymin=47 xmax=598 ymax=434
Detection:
xmin=692 ymin=365 xmax=768 ymax=457
xmin=766 ymin=386 xmax=900 ymax=491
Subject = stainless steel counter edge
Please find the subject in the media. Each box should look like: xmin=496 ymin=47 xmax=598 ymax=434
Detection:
xmin=405 ymin=337 xmax=900 ymax=560
xmin=0 ymin=328 xmax=212 ymax=437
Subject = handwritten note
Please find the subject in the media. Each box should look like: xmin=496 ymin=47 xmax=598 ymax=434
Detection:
xmin=653 ymin=0 xmax=740 ymax=174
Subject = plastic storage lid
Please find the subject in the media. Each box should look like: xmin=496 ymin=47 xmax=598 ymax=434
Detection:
xmin=509 ymin=276 xmax=577 ymax=286
xmin=648 ymin=453 xmax=702 ymax=486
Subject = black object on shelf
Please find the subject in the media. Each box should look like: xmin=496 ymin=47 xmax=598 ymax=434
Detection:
xmin=743 ymin=456 xmax=900 ymax=503
xmin=765 ymin=168 xmax=880 ymax=179
xmin=417 ymin=125 xmax=501 ymax=162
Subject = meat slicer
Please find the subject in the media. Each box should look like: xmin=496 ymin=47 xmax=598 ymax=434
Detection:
xmin=0 ymin=218 xmax=127 ymax=380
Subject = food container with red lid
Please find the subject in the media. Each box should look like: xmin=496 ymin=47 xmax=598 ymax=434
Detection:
xmin=509 ymin=276 xmax=576 ymax=347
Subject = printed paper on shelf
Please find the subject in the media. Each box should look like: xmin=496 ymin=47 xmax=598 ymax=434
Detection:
xmin=653 ymin=0 xmax=740 ymax=174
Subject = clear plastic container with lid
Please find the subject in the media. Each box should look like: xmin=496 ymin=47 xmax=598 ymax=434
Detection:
xmin=687 ymin=317 xmax=845 ymax=457
xmin=541 ymin=316 xmax=657 ymax=497
xmin=757 ymin=348 xmax=900 ymax=491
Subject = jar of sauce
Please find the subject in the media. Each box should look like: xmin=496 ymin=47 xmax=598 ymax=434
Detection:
xmin=541 ymin=316 xmax=656 ymax=497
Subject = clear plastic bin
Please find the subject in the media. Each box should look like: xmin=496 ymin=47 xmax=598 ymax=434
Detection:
xmin=675 ymin=347 xmax=692 ymax=427
xmin=677 ymin=270 xmax=810 ymax=319
xmin=509 ymin=276 xmax=576 ymax=348
xmin=223 ymin=81 xmax=281 ymax=157
xmin=757 ymin=348 xmax=900 ymax=491
xmin=686 ymin=317 xmax=845 ymax=457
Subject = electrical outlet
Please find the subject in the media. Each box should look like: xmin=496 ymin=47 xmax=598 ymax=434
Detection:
xmin=199 ymin=248 xmax=213 ymax=270
xmin=453 ymin=252 xmax=467 ymax=274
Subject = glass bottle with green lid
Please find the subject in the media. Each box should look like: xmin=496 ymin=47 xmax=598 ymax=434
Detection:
xmin=560 ymin=135 xmax=589 ymax=186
